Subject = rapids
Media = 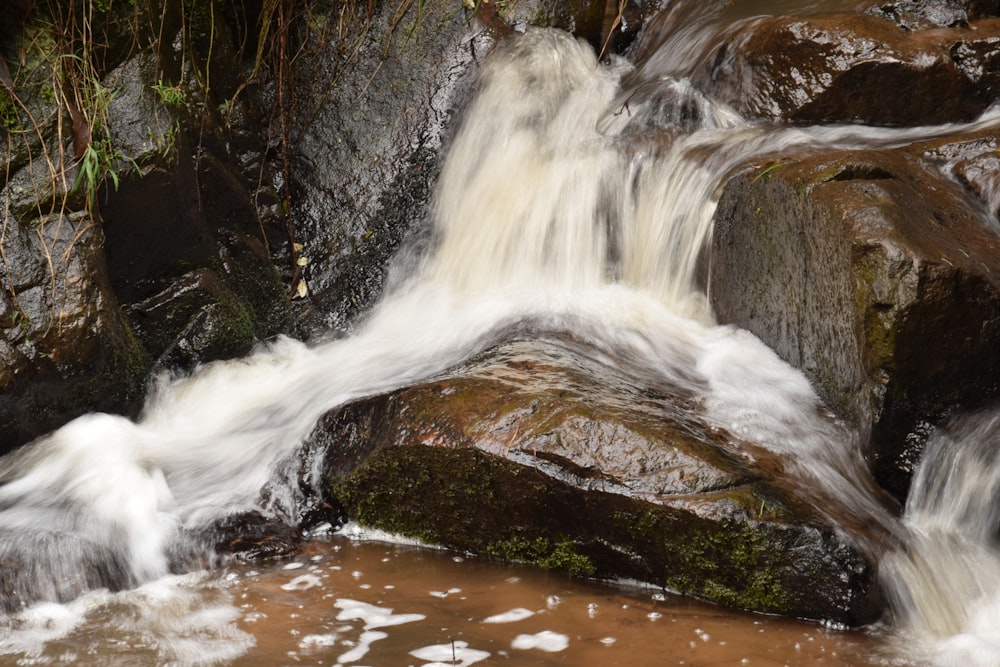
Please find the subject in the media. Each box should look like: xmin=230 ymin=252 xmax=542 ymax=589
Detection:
xmin=1 ymin=4 xmax=999 ymax=665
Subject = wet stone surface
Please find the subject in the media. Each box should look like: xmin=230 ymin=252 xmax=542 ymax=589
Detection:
xmin=711 ymin=132 xmax=1000 ymax=500
xmin=306 ymin=337 xmax=885 ymax=625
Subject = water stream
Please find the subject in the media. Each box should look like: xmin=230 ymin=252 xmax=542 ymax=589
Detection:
xmin=1 ymin=5 xmax=1000 ymax=665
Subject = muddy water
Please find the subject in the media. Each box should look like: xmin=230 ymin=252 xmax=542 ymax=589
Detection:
xmin=0 ymin=530 xmax=892 ymax=666
xmin=233 ymin=537 xmax=890 ymax=667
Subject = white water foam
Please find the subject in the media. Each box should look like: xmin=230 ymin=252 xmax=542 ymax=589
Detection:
xmin=882 ymin=409 xmax=1000 ymax=666
xmin=410 ymin=640 xmax=491 ymax=666
xmin=482 ymin=607 xmax=536 ymax=624
xmin=511 ymin=630 xmax=570 ymax=652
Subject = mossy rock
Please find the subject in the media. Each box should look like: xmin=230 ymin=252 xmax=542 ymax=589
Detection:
xmin=309 ymin=337 xmax=885 ymax=625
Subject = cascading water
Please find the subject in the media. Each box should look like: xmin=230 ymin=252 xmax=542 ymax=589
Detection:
xmin=0 ymin=18 xmax=998 ymax=666
xmin=882 ymin=409 xmax=1000 ymax=665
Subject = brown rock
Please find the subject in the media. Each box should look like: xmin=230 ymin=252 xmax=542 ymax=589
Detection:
xmin=307 ymin=337 xmax=886 ymax=625
xmin=710 ymin=134 xmax=1000 ymax=499
xmin=695 ymin=13 xmax=998 ymax=126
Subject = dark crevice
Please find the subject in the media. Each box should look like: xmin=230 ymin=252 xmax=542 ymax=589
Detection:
xmin=830 ymin=164 xmax=896 ymax=182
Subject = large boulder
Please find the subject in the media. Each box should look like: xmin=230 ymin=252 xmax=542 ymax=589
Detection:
xmin=694 ymin=12 xmax=1000 ymax=126
xmin=305 ymin=337 xmax=885 ymax=625
xmin=710 ymin=130 xmax=1000 ymax=499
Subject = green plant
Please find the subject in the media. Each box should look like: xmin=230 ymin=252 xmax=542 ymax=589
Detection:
xmin=751 ymin=161 xmax=790 ymax=184
xmin=0 ymin=91 xmax=19 ymax=131
xmin=65 ymin=72 xmax=127 ymax=208
xmin=150 ymin=80 xmax=185 ymax=107
xmin=155 ymin=121 xmax=180 ymax=159
xmin=72 ymin=136 xmax=123 ymax=206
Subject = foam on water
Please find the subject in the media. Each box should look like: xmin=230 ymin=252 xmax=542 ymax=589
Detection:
xmin=482 ymin=608 xmax=536 ymax=624
xmin=511 ymin=630 xmax=571 ymax=652
xmin=410 ymin=640 xmax=491 ymax=667
xmin=881 ymin=409 xmax=1000 ymax=666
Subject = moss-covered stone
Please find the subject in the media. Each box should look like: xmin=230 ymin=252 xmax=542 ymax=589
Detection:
xmin=312 ymin=338 xmax=886 ymax=625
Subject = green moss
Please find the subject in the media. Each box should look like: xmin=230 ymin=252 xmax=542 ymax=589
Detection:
xmin=0 ymin=90 xmax=19 ymax=131
xmin=39 ymin=85 xmax=55 ymax=106
xmin=613 ymin=508 xmax=665 ymax=542
xmin=483 ymin=535 xmax=594 ymax=577
xmin=333 ymin=446 xmax=597 ymax=577
xmin=484 ymin=535 xmax=550 ymax=562
xmin=664 ymin=518 xmax=791 ymax=613
xmin=538 ymin=540 xmax=596 ymax=577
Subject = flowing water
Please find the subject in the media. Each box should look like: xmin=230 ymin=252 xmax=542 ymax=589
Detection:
xmin=2 ymin=2 xmax=1000 ymax=664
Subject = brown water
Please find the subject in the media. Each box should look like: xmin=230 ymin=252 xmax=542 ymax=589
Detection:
xmin=232 ymin=537 xmax=893 ymax=667
xmin=0 ymin=532 xmax=894 ymax=666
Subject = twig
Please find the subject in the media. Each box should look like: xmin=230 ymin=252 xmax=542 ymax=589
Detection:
xmin=597 ymin=0 xmax=627 ymax=63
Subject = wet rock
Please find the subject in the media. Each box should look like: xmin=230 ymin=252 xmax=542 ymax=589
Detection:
xmin=281 ymin=0 xmax=494 ymax=335
xmin=306 ymin=338 xmax=885 ymax=625
xmin=503 ymin=0 xmax=665 ymax=56
xmin=694 ymin=12 xmax=998 ymax=126
xmin=0 ymin=211 xmax=147 ymax=453
xmin=200 ymin=510 xmax=306 ymax=563
xmin=99 ymin=48 xmax=292 ymax=374
xmin=0 ymin=530 xmax=134 ymax=614
xmin=710 ymin=135 xmax=1000 ymax=500
xmin=866 ymin=0 xmax=1000 ymax=29
xmin=954 ymin=150 xmax=1000 ymax=217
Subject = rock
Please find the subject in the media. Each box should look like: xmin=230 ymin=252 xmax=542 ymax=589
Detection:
xmin=198 ymin=510 xmax=307 ymax=563
xmin=0 ymin=529 xmax=134 ymax=614
xmin=710 ymin=133 xmax=1000 ymax=500
xmin=0 ymin=211 xmax=147 ymax=453
xmin=694 ymin=12 xmax=998 ymax=126
xmin=865 ymin=0 xmax=1000 ymax=29
xmin=281 ymin=0 xmax=495 ymax=335
xmin=99 ymin=47 xmax=292 ymax=374
xmin=503 ymin=0 xmax=666 ymax=56
xmin=954 ymin=151 xmax=1000 ymax=218
xmin=306 ymin=338 xmax=885 ymax=625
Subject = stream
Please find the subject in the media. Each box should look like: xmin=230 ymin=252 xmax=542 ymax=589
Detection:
xmin=1 ymin=1 xmax=1000 ymax=664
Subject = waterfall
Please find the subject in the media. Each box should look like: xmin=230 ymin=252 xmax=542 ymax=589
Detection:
xmin=881 ymin=410 xmax=1000 ymax=665
xmin=0 ymin=23 xmax=998 ymax=665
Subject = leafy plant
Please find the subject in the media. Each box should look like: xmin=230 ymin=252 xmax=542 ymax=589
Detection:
xmin=64 ymin=72 xmax=128 ymax=209
xmin=72 ymin=136 xmax=123 ymax=207
xmin=150 ymin=80 xmax=185 ymax=108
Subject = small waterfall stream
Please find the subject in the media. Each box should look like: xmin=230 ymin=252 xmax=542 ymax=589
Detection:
xmin=0 ymin=17 xmax=999 ymax=666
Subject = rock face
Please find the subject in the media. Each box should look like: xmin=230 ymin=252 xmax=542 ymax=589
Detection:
xmin=99 ymin=48 xmax=293 ymax=374
xmin=0 ymin=13 xmax=149 ymax=450
xmin=695 ymin=11 xmax=1000 ymax=126
xmin=0 ymin=211 xmax=146 ymax=449
xmin=306 ymin=337 xmax=885 ymax=625
xmin=711 ymin=130 xmax=1000 ymax=499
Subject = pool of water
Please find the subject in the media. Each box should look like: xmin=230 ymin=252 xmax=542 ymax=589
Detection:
xmin=0 ymin=529 xmax=897 ymax=666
